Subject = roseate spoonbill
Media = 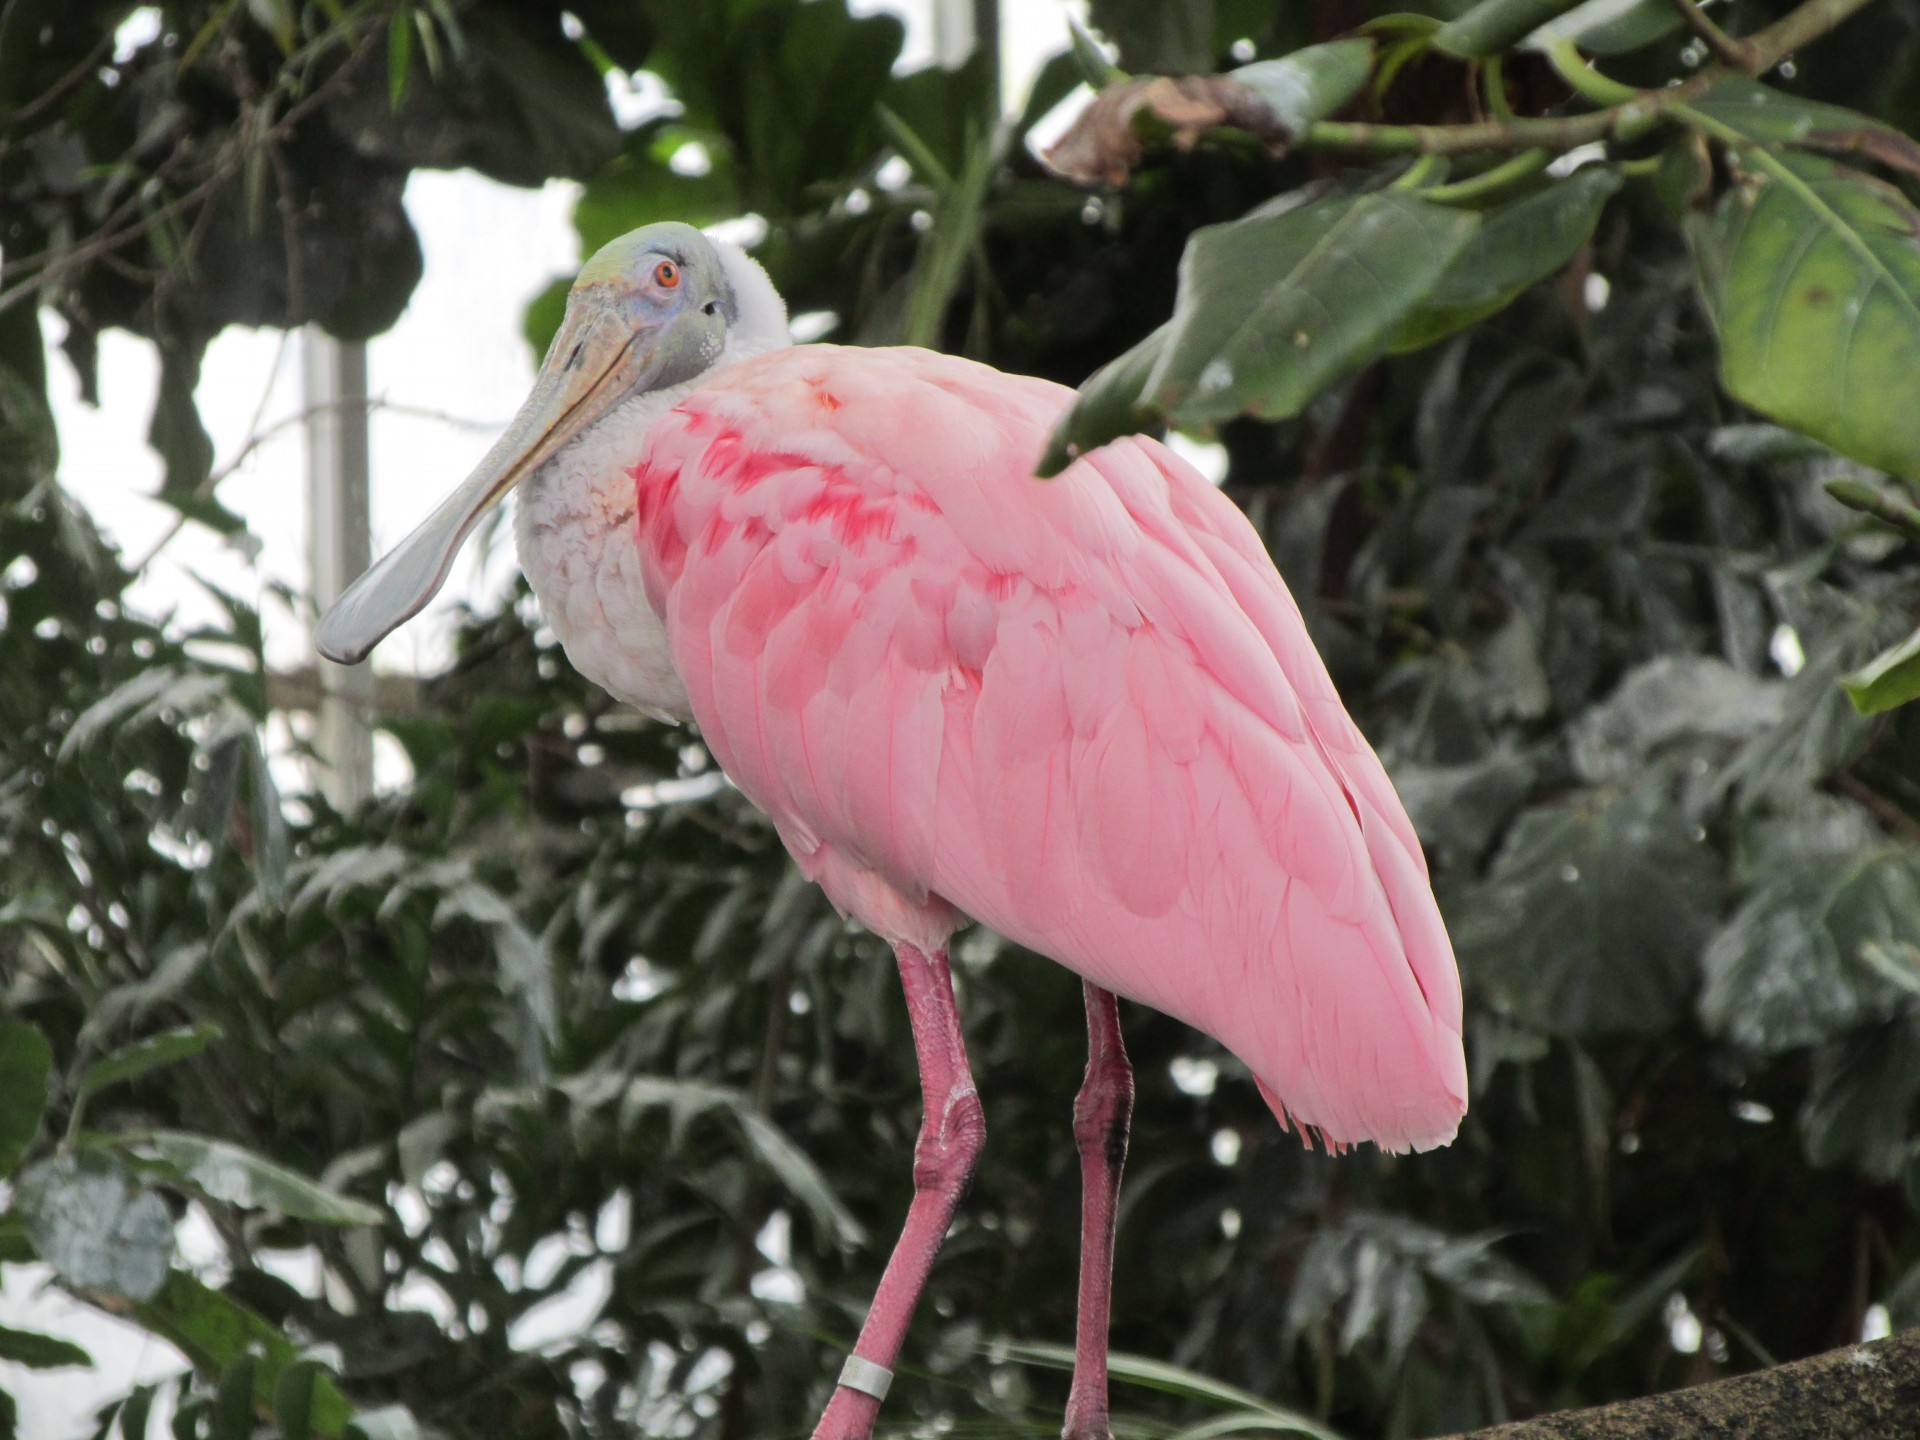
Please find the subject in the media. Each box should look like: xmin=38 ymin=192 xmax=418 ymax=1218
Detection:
xmin=316 ymin=223 xmax=1466 ymax=1440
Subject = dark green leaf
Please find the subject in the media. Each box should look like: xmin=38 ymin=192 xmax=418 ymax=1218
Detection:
xmin=1842 ymin=626 xmax=1920 ymax=714
xmin=212 ymin=1357 xmax=255 ymax=1440
xmin=127 ymin=1131 xmax=383 ymax=1225
xmin=134 ymin=1274 xmax=354 ymax=1435
xmin=1433 ymin=0 xmax=1588 ymax=58
xmin=0 ymin=1323 xmax=92 ymax=1370
xmin=1800 ymin=1019 xmax=1920 ymax=1178
xmin=1148 ymin=190 xmax=1479 ymax=430
xmin=118 ymin=1382 xmax=156 ymax=1440
xmin=0 ymin=1020 xmax=52 ymax=1175
xmin=1227 ymin=40 xmax=1373 ymax=135
xmin=1690 ymin=144 xmax=1920 ymax=479
xmin=1454 ymin=781 xmax=1720 ymax=1033
xmin=76 ymin=1024 xmax=222 ymax=1103
xmin=1038 ymin=325 xmax=1170 ymax=475
xmin=14 ymin=1151 xmax=173 ymax=1300
xmin=1090 ymin=0 xmax=1216 ymax=73
xmin=1700 ymin=849 xmax=1920 ymax=1052
xmin=1686 ymin=77 xmax=1920 ymax=165
xmin=1394 ymin=167 xmax=1621 ymax=351
xmin=1070 ymin=15 xmax=1125 ymax=88
xmin=574 ymin=126 xmax=741 ymax=258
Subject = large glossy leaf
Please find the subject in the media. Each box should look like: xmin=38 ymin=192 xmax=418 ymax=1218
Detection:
xmin=1038 ymin=324 xmax=1171 ymax=475
xmin=128 ymin=1132 xmax=383 ymax=1225
xmin=1690 ymin=145 xmax=1920 ymax=479
xmin=134 ymin=1274 xmax=354 ymax=1436
xmin=1394 ymin=168 xmax=1621 ymax=352
xmin=1125 ymin=189 xmax=1479 ymax=435
xmin=14 ymin=1151 xmax=173 ymax=1300
xmin=1453 ymin=781 xmax=1721 ymax=1033
xmin=1699 ymin=850 xmax=1920 ymax=1053
xmin=0 ymin=1019 xmax=51 ymax=1175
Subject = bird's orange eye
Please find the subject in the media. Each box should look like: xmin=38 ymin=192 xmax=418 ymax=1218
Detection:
xmin=654 ymin=260 xmax=680 ymax=289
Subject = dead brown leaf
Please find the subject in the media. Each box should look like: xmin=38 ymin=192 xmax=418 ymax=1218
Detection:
xmin=1041 ymin=76 xmax=1287 ymax=187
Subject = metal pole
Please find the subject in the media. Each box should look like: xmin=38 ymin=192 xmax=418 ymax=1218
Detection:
xmin=304 ymin=328 xmax=374 ymax=811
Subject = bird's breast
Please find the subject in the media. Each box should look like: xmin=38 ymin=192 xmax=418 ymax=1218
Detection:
xmin=514 ymin=425 xmax=692 ymax=723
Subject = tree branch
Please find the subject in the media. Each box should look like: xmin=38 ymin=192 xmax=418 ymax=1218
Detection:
xmin=1048 ymin=0 xmax=1887 ymax=174
xmin=1664 ymin=0 xmax=1757 ymax=71
xmin=1443 ymin=1329 xmax=1920 ymax=1440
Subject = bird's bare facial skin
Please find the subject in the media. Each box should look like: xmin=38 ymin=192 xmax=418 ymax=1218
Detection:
xmin=314 ymin=225 xmax=733 ymax=666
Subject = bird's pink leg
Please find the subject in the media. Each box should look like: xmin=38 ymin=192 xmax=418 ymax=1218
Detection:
xmin=1062 ymin=982 xmax=1133 ymax=1440
xmin=811 ymin=941 xmax=984 ymax=1440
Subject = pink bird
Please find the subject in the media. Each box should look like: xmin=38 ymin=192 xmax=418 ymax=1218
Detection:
xmin=317 ymin=223 xmax=1467 ymax=1440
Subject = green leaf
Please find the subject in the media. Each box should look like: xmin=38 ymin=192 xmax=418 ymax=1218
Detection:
xmin=1685 ymin=77 xmax=1920 ymax=165
xmin=1700 ymin=850 xmax=1920 ymax=1052
xmin=1394 ymin=167 xmax=1621 ymax=351
xmin=605 ymin=1077 xmax=863 ymax=1247
xmin=1227 ymin=39 xmax=1374 ymax=136
xmin=0 ymin=1323 xmax=92 ymax=1370
xmin=245 ymin=0 xmax=296 ymax=52
xmin=1801 ymin=1019 xmax=1920 ymax=1178
xmin=1688 ymin=141 xmax=1920 ymax=479
xmin=1089 ymin=0 xmax=1216 ymax=73
xmin=119 ymin=1382 xmax=156 ymax=1440
xmin=1842 ymin=626 xmax=1920 ymax=714
xmin=125 ymin=1131 xmax=383 ymax=1225
xmin=0 ymin=1019 xmax=52 ymax=1175
xmin=1038 ymin=325 xmax=1171 ymax=475
xmin=1454 ymin=781 xmax=1720 ymax=1033
xmin=1433 ymin=0 xmax=1588 ymax=58
xmin=14 ymin=1151 xmax=173 ymax=1301
xmin=275 ymin=1362 xmax=320 ymax=1440
xmin=133 ymin=1274 xmax=354 ymax=1436
xmin=76 ymin=1025 xmax=222 ymax=1104
xmin=1144 ymin=189 xmax=1480 ymax=430
xmin=387 ymin=10 xmax=414 ymax=111
xmin=574 ymin=125 xmax=740 ymax=258
xmin=212 ymin=1356 xmax=255 ymax=1440
xmin=1525 ymin=0 xmax=1700 ymax=55
xmin=1069 ymin=14 xmax=1125 ymax=87
xmin=1000 ymin=1343 xmax=1343 ymax=1440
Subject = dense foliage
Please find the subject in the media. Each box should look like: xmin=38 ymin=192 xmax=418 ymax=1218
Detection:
xmin=4 ymin=0 xmax=1920 ymax=1438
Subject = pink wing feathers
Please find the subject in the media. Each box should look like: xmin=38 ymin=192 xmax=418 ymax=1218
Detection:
xmin=631 ymin=345 xmax=1467 ymax=1153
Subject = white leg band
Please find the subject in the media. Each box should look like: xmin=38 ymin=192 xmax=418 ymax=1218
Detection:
xmin=838 ymin=1355 xmax=894 ymax=1401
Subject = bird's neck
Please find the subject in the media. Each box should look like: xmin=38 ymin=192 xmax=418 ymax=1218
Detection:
xmin=512 ymin=329 xmax=788 ymax=718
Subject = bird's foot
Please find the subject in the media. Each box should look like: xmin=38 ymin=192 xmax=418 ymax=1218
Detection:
xmin=1061 ymin=1423 xmax=1115 ymax=1440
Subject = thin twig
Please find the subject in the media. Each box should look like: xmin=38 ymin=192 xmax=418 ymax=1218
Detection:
xmin=0 ymin=24 xmax=378 ymax=313
xmin=1300 ymin=0 xmax=1879 ymax=157
xmin=1664 ymin=0 xmax=1758 ymax=70
xmin=129 ymin=396 xmax=504 ymax=575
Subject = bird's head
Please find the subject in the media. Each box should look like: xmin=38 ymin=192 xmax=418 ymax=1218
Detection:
xmin=314 ymin=222 xmax=786 ymax=665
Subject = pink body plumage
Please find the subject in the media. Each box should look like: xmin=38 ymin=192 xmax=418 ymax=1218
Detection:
xmin=630 ymin=343 xmax=1466 ymax=1154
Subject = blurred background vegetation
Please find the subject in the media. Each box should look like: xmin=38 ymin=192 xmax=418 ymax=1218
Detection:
xmin=4 ymin=0 xmax=1920 ymax=1437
